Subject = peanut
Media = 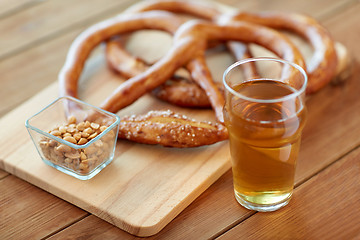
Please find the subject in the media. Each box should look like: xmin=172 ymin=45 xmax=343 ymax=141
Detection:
xmin=78 ymin=138 xmax=88 ymax=145
xmin=73 ymin=132 xmax=82 ymax=141
xmin=59 ymin=126 xmax=67 ymax=134
xmin=39 ymin=116 xmax=114 ymax=174
xmin=100 ymin=125 xmax=107 ymax=132
xmin=68 ymin=115 xmax=77 ymax=124
xmin=50 ymin=130 xmax=61 ymax=136
xmin=90 ymin=122 xmax=100 ymax=130
xmin=88 ymin=132 xmax=98 ymax=140
xmin=76 ymin=122 xmax=85 ymax=131
xmin=83 ymin=127 xmax=94 ymax=135
xmin=84 ymin=121 xmax=91 ymax=128
xmin=63 ymin=136 xmax=77 ymax=144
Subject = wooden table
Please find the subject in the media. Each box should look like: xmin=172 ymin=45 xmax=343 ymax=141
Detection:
xmin=1 ymin=0 xmax=359 ymax=239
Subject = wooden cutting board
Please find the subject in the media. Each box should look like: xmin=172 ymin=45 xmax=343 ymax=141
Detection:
xmin=0 ymin=1 xmax=350 ymax=237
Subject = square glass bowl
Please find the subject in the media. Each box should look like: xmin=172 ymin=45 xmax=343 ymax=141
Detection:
xmin=25 ymin=96 xmax=120 ymax=180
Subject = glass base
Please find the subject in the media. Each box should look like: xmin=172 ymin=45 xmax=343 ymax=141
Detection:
xmin=235 ymin=190 xmax=292 ymax=212
xmin=42 ymin=156 xmax=114 ymax=180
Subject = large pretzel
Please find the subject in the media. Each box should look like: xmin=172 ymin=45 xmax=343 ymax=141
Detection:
xmin=118 ymin=0 xmax=337 ymax=94
xmin=59 ymin=9 xmax=307 ymax=147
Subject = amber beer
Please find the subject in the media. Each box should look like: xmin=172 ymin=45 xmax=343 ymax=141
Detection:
xmin=223 ymin=58 xmax=307 ymax=211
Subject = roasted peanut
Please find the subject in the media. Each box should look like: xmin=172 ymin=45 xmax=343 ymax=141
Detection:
xmin=100 ymin=126 xmax=107 ymax=132
xmin=88 ymin=132 xmax=98 ymax=140
xmin=84 ymin=121 xmax=91 ymax=128
xmin=76 ymin=122 xmax=85 ymax=131
xmin=80 ymin=151 xmax=87 ymax=161
xmin=39 ymin=117 xmax=113 ymax=174
xmin=68 ymin=115 xmax=77 ymax=124
xmin=63 ymin=132 xmax=72 ymax=138
xmin=84 ymin=145 xmax=97 ymax=155
xmin=64 ymin=151 xmax=81 ymax=159
xmin=79 ymin=162 xmax=89 ymax=171
xmin=78 ymin=138 xmax=88 ymax=145
xmin=64 ymin=157 xmax=73 ymax=164
xmin=83 ymin=127 xmax=94 ymax=135
xmin=73 ymin=132 xmax=82 ymax=141
xmin=50 ymin=130 xmax=61 ymax=136
xmin=81 ymin=132 xmax=90 ymax=138
xmin=67 ymin=127 xmax=76 ymax=133
xmin=90 ymin=122 xmax=100 ymax=130
xmin=63 ymin=136 xmax=77 ymax=144
xmin=59 ymin=126 xmax=67 ymax=134
xmin=56 ymin=144 xmax=72 ymax=153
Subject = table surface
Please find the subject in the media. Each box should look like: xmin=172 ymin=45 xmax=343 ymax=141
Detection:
xmin=1 ymin=0 xmax=360 ymax=239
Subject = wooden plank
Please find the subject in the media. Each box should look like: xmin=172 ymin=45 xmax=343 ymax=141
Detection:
xmin=46 ymin=2 xmax=360 ymax=238
xmin=49 ymin=170 xmax=254 ymax=239
xmin=218 ymin=145 xmax=360 ymax=239
xmin=219 ymin=0 xmax=356 ymax=20
xmin=0 ymin=0 xmax=140 ymax=117
xmin=322 ymin=3 xmax=360 ymax=61
xmin=0 ymin=0 xmax=40 ymax=18
xmin=0 ymin=175 xmax=87 ymax=239
xmin=0 ymin=0 xmax=139 ymax=60
xmin=0 ymin=169 xmax=8 ymax=179
xmin=0 ymin=26 xmax=92 ymax=117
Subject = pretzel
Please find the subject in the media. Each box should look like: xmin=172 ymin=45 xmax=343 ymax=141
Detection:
xmin=59 ymin=11 xmax=306 ymax=147
xmin=106 ymin=37 xmax=219 ymax=108
xmin=119 ymin=110 xmax=228 ymax=147
xmin=123 ymin=0 xmax=338 ymax=94
xmin=107 ymin=0 xmax=254 ymax=108
xmin=222 ymin=11 xmax=338 ymax=93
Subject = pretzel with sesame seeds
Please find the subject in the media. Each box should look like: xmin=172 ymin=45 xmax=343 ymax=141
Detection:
xmin=118 ymin=110 xmax=228 ymax=147
xmin=59 ymin=11 xmax=307 ymax=147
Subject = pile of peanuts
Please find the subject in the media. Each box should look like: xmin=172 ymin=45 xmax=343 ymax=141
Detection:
xmin=39 ymin=116 xmax=116 ymax=174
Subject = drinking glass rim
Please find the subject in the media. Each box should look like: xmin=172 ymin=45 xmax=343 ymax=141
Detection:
xmin=223 ymin=57 xmax=308 ymax=103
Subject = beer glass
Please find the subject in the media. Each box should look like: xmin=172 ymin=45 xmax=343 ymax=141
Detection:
xmin=223 ymin=58 xmax=307 ymax=211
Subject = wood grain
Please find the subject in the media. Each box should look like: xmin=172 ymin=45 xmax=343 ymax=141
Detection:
xmin=218 ymin=145 xmax=360 ymax=239
xmin=0 ymin=0 xmax=139 ymax=60
xmin=49 ymin=170 xmax=254 ymax=240
xmin=41 ymin=2 xmax=360 ymax=238
xmin=0 ymin=169 xmax=8 ymax=179
xmin=0 ymin=80 xmax=231 ymax=237
xmin=0 ymin=175 xmax=87 ymax=239
xmin=0 ymin=0 xmax=40 ymax=18
xmin=0 ymin=0 xmax=359 ymax=239
xmin=323 ymin=3 xmax=360 ymax=61
xmin=219 ymin=0 xmax=356 ymax=20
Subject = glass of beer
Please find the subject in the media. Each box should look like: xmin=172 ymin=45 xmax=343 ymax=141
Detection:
xmin=223 ymin=57 xmax=307 ymax=212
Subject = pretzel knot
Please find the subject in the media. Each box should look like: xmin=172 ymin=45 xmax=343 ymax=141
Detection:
xmin=59 ymin=1 xmax=338 ymax=148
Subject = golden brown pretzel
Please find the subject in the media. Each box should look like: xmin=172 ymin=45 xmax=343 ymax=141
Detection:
xmin=124 ymin=0 xmax=338 ymax=94
xmin=222 ymin=12 xmax=338 ymax=93
xmin=119 ymin=110 xmax=228 ymax=147
xmin=106 ymin=37 xmax=219 ymax=108
xmin=99 ymin=20 xmax=305 ymax=122
xmin=59 ymin=11 xmax=183 ymax=98
xmin=59 ymin=11 xmax=305 ymax=147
